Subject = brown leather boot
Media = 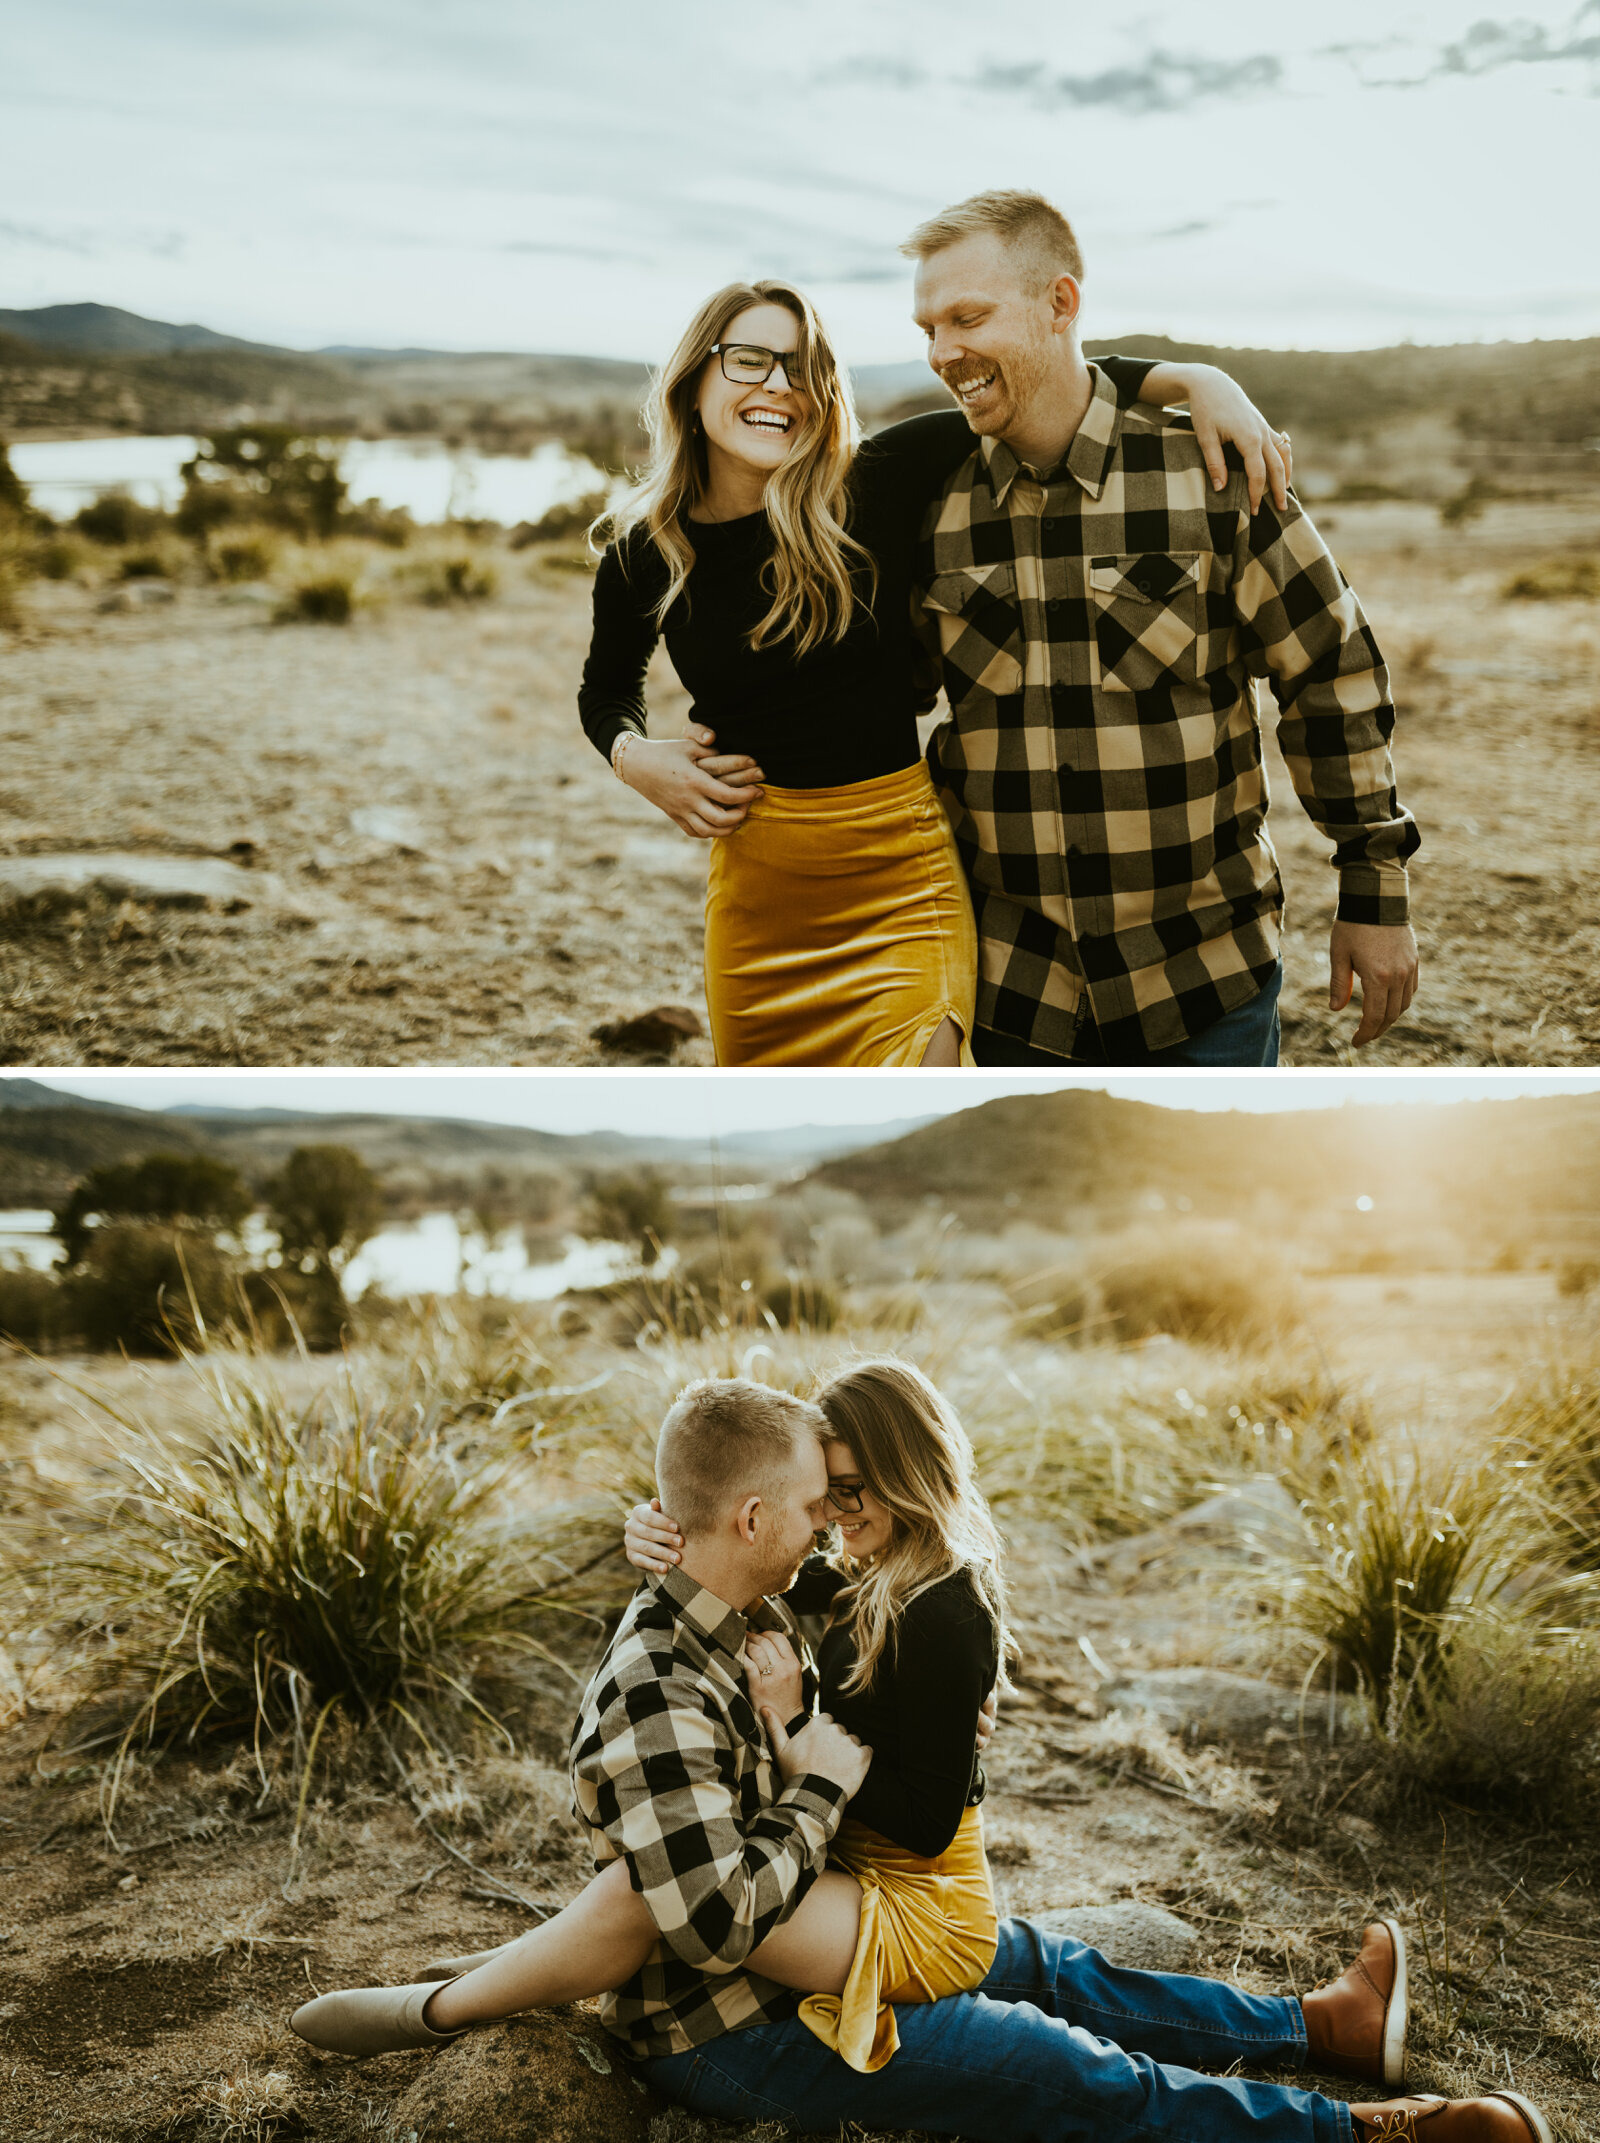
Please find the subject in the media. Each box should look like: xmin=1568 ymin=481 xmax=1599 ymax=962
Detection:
xmin=1349 ymin=2091 xmax=1552 ymax=2142
xmin=1301 ymin=1918 xmax=1408 ymax=2085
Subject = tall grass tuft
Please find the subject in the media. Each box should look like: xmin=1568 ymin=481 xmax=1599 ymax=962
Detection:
xmin=1277 ymin=1441 xmax=1546 ymax=1717
xmin=3 ymin=1352 xmax=623 ymax=1797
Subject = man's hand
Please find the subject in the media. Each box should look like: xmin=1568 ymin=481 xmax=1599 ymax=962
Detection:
xmin=623 ymin=1497 xmax=682 ymax=1575
xmin=975 ymin=1688 xmax=998 ymax=1756
xmin=1330 ymin=920 xmax=1420 ymax=1046
xmin=619 ymin=727 xmax=764 ymax=839
xmin=1140 ymin=362 xmax=1291 ymax=515
xmin=762 ymin=1709 xmax=871 ymax=1799
xmin=745 ymin=1631 xmax=805 ymax=1723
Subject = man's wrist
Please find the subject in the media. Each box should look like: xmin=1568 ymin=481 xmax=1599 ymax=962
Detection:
xmin=1335 ymin=865 xmax=1411 ymax=928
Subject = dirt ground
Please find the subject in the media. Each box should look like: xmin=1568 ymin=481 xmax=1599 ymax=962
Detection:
xmin=2 ymin=1284 xmax=1598 ymax=2142
xmin=1 ymin=496 xmax=1597 ymax=1067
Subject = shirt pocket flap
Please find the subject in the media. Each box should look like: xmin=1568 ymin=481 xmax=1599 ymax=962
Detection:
xmin=922 ymin=561 xmax=1018 ymax=616
xmin=1089 ymin=553 xmax=1200 ymax=601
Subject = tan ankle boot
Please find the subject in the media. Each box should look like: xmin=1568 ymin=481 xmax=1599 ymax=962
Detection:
xmin=1349 ymin=2091 xmax=1552 ymax=2142
xmin=1301 ymin=1919 xmax=1408 ymax=2085
xmin=290 ymin=1979 xmax=466 ymax=2057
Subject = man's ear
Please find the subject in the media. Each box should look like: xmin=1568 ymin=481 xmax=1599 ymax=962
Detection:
xmin=1048 ymin=273 xmax=1082 ymax=336
xmin=732 ymin=1493 xmax=762 ymax=1547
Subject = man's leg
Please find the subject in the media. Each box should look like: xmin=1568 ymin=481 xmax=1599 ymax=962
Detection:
xmin=1153 ymin=961 xmax=1283 ymax=1067
xmin=638 ymin=1918 xmax=1347 ymax=2143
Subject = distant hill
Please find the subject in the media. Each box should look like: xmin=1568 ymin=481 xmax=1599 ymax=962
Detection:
xmin=0 ymin=1082 xmax=931 ymax=1205
xmin=818 ymin=1087 xmax=1600 ymax=1246
xmin=0 ymin=303 xmax=283 ymax=357
xmin=3 ymin=305 xmax=1597 ymax=467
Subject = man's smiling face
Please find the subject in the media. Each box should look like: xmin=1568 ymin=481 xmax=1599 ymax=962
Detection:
xmin=912 ymin=229 xmax=1076 ymax=445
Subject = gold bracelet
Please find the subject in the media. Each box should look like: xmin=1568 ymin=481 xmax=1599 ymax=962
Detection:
xmin=611 ymin=732 xmax=639 ymax=784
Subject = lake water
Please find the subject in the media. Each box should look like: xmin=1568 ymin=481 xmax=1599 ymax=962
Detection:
xmin=0 ymin=1207 xmax=648 ymax=1301
xmin=8 ymin=435 xmax=610 ymax=528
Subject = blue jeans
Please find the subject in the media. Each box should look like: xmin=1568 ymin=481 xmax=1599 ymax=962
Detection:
xmin=637 ymin=1918 xmax=1350 ymax=2143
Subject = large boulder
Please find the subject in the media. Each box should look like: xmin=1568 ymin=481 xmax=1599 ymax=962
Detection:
xmin=390 ymin=2010 xmax=665 ymax=2143
xmin=1032 ymin=1902 xmax=1199 ymax=1973
xmin=1100 ymin=1666 xmax=1361 ymax=1750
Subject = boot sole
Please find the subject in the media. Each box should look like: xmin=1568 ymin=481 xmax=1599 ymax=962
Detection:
xmin=1380 ymin=1918 xmax=1408 ymax=2087
xmin=1492 ymin=2091 xmax=1554 ymax=2143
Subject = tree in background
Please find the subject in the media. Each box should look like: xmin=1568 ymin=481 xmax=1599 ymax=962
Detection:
xmin=264 ymin=1145 xmax=381 ymax=1291
xmin=177 ymin=426 xmax=349 ymax=540
xmin=53 ymin=1153 xmax=252 ymax=1268
xmin=0 ymin=438 xmax=27 ymax=519
xmin=584 ymin=1168 xmax=673 ymax=1267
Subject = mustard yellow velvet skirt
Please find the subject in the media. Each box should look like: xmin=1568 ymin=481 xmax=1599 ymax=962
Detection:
xmin=703 ymin=760 xmax=977 ymax=1068
xmin=797 ymin=1806 xmax=998 ymax=2073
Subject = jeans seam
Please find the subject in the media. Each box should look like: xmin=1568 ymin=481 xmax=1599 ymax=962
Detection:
xmin=982 ymin=1980 xmax=1301 ymax=2049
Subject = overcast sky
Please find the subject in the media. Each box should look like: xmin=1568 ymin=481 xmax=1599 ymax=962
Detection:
xmin=15 ymin=1071 xmax=1600 ymax=1138
xmin=5 ymin=1 xmax=1597 ymax=362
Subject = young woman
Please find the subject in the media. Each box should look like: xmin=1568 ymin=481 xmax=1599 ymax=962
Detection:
xmin=291 ymin=1359 xmax=1010 ymax=2069
xmin=576 ymin=280 xmax=1290 ymax=1067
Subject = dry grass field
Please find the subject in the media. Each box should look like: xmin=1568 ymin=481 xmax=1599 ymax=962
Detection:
xmin=2 ymin=1260 xmax=1599 ymax=2143
xmin=0 ymin=495 xmax=1596 ymax=1067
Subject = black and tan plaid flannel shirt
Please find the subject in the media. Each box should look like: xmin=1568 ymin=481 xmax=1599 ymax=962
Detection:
xmin=917 ymin=364 xmax=1420 ymax=1056
xmin=569 ymin=1563 xmax=844 ymax=2058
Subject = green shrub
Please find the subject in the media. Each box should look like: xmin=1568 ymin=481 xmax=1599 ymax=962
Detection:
xmin=1013 ymin=1225 xmax=1299 ymax=1350
xmin=276 ymin=574 xmax=354 ymax=624
xmin=209 ymin=533 xmax=278 ymax=582
xmin=1375 ymin=1619 xmax=1600 ymax=1818
xmin=342 ymin=499 xmax=414 ymax=547
xmin=63 ymin=1223 xmax=238 ymax=1355
xmin=117 ymin=547 xmax=175 ymax=581
xmin=1275 ymin=1441 xmax=1553 ymax=1718
xmin=74 ymin=492 xmax=166 ymax=546
xmin=1501 ymin=555 xmax=1599 ymax=602
xmin=55 ymin=1151 xmax=252 ymax=1266
xmin=761 ymin=1275 xmax=840 ymax=1331
xmin=1438 ymin=475 xmax=1501 ymax=527
xmin=0 ymin=437 xmax=28 ymax=517
xmin=510 ymin=490 xmax=608 ymax=549
xmin=0 ymin=1266 xmax=69 ymax=1348
xmin=4 ymin=1362 xmax=610 ymax=1765
xmin=31 ymin=535 xmax=84 ymax=581
xmin=415 ymin=554 xmax=498 ymax=605
xmin=179 ymin=427 xmax=349 ymax=540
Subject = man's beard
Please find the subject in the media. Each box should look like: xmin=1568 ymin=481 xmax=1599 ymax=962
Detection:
xmin=942 ymin=334 xmax=1051 ymax=438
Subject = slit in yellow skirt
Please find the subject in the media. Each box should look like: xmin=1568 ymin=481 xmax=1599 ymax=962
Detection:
xmin=797 ymin=1805 xmax=998 ymax=2073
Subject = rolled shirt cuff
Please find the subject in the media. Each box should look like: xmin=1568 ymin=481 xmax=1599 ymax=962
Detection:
xmin=1335 ymin=862 xmax=1411 ymax=927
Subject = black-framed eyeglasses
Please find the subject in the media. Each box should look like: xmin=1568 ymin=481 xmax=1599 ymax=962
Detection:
xmin=825 ymin=1481 xmax=866 ymax=1515
xmin=709 ymin=343 xmax=800 ymax=387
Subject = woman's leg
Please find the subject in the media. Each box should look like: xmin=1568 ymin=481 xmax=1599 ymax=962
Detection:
xmin=425 ymin=1857 xmax=656 ymax=2028
xmin=918 ymin=1016 xmax=963 ymax=1066
xmin=744 ymin=1869 xmax=863 ymax=1996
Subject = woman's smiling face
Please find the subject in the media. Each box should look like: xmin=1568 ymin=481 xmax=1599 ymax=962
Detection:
xmin=695 ymin=300 xmax=810 ymax=482
xmin=823 ymin=1439 xmax=894 ymax=1561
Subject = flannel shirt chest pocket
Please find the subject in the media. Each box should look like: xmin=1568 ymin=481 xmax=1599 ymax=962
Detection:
xmin=1088 ymin=552 xmax=1202 ymax=694
xmin=920 ymin=562 xmax=1024 ymax=708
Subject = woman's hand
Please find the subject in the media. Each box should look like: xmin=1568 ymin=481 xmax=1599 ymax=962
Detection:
xmin=744 ymin=1629 xmax=805 ymax=1723
xmin=1138 ymin=362 xmax=1292 ymax=515
xmin=623 ymin=1497 xmax=683 ymax=1575
xmin=619 ymin=729 xmax=764 ymax=840
xmin=975 ymin=1688 xmax=998 ymax=1756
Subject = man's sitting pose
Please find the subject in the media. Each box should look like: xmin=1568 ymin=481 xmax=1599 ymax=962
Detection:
xmin=574 ymin=1375 xmax=1550 ymax=2143
xmin=905 ymin=190 xmax=1422 ymax=1067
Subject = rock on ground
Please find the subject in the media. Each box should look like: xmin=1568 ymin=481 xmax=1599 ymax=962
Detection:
xmin=0 ymin=851 xmax=290 ymax=916
xmin=390 ymin=2010 xmax=664 ymax=2143
xmin=1100 ymin=1666 xmax=1360 ymax=1749
xmin=1031 ymin=1901 xmax=1199 ymax=1973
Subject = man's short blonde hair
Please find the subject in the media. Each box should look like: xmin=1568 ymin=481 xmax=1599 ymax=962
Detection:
xmin=656 ymin=1377 xmax=827 ymax=1540
xmin=901 ymin=189 xmax=1084 ymax=295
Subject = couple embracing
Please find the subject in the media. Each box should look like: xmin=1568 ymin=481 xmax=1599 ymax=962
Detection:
xmin=578 ymin=189 xmax=1422 ymax=1067
xmin=295 ymin=1362 xmax=1547 ymax=2143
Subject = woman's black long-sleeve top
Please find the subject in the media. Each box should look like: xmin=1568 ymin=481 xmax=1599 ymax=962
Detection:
xmin=577 ymin=360 xmax=1156 ymax=790
xmin=783 ymin=1556 xmax=999 ymax=1861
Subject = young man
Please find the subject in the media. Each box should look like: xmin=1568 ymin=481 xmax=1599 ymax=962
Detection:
xmin=580 ymin=1380 xmax=1547 ymax=2143
xmin=906 ymin=190 xmax=1422 ymax=1067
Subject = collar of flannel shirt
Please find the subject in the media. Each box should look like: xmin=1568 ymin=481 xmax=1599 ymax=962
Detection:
xmin=645 ymin=1562 xmax=755 ymax=1668
xmin=979 ymin=362 xmax=1123 ymax=507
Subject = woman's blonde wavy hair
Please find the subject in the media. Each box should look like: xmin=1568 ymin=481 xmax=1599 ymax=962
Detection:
xmin=815 ymin=1358 xmax=1013 ymax=1698
xmin=606 ymin=280 xmax=873 ymax=657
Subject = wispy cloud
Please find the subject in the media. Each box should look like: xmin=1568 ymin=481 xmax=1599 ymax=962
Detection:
xmin=1326 ymin=4 xmax=1600 ymax=87
xmin=975 ymin=51 xmax=1282 ymax=114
